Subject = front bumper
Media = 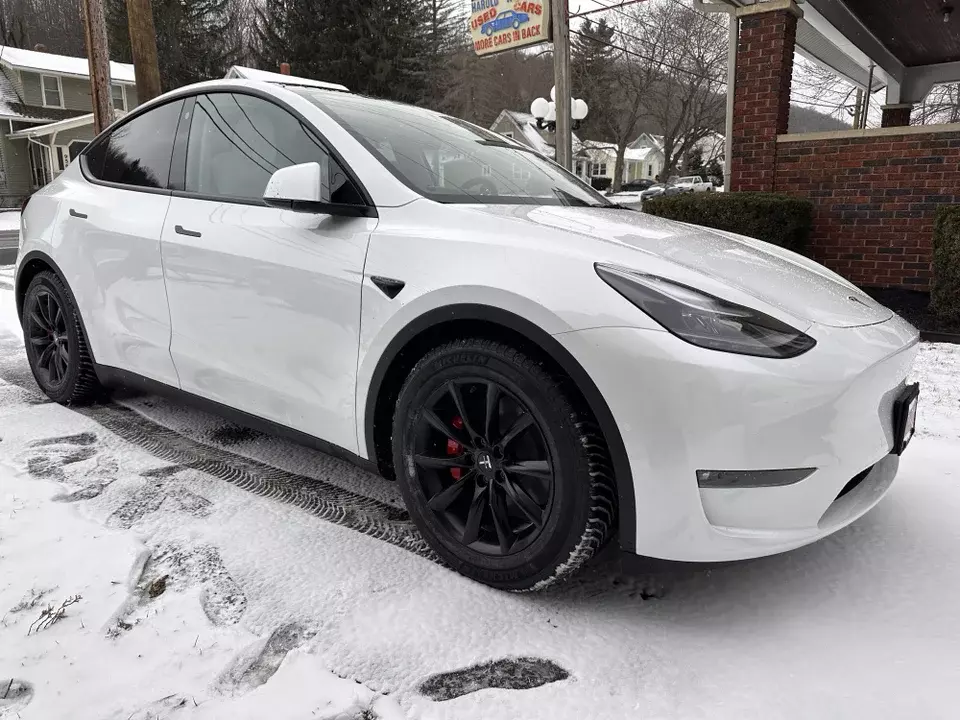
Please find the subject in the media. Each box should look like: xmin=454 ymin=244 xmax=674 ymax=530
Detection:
xmin=555 ymin=315 xmax=919 ymax=562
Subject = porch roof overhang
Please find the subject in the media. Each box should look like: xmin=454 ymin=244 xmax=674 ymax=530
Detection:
xmin=8 ymin=109 xmax=124 ymax=142
xmin=8 ymin=113 xmax=96 ymax=141
xmin=714 ymin=0 xmax=960 ymax=105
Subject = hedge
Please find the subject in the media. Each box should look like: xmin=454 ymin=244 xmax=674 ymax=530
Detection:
xmin=932 ymin=206 xmax=960 ymax=322
xmin=642 ymin=192 xmax=814 ymax=252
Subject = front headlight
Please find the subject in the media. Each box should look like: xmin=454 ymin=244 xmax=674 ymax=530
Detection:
xmin=595 ymin=263 xmax=816 ymax=358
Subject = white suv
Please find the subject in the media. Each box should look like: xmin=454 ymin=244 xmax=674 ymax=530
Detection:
xmin=14 ymin=79 xmax=919 ymax=590
xmin=675 ymin=176 xmax=713 ymax=192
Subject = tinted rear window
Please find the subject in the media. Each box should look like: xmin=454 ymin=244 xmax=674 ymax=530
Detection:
xmin=84 ymin=99 xmax=184 ymax=189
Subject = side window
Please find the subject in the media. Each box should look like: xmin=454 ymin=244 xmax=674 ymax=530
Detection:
xmin=184 ymin=92 xmax=363 ymax=204
xmin=84 ymin=99 xmax=184 ymax=189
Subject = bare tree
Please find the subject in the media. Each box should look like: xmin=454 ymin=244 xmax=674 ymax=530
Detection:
xmin=572 ymin=18 xmax=657 ymax=192
xmin=915 ymin=82 xmax=960 ymax=125
xmin=621 ymin=0 xmax=727 ymax=179
xmin=441 ymin=47 xmax=553 ymax=125
xmin=791 ymin=56 xmax=858 ymax=126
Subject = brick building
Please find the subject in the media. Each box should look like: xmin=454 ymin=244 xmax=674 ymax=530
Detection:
xmin=712 ymin=0 xmax=960 ymax=291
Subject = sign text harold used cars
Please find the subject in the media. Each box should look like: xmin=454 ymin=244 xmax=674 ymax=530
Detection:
xmin=470 ymin=0 xmax=550 ymax=57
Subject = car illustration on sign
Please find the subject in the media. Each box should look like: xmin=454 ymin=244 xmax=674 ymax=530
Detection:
xmin=482 ymin=10 xmax=530 ymax=34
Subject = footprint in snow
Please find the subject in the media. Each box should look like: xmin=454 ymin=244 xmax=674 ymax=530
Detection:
xmin=0 ymin=679 xmax=35 ymax=716
xmin=21 ymin=432 xmax=109 ymax=497
xmin=418 ymin=657 xmax=570 ymax=701
xmin=215 ymin=623 xmax=307 ymax=695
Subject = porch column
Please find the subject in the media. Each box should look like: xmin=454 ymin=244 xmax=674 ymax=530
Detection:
xmin=730 ymin=0 xmax=802 ymax=192
xmin=881 ymin=103 xmax=913 ymax=128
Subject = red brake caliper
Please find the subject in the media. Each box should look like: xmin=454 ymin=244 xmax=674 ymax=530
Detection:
xmin=447 ymin=416 xmax=464 ymax=480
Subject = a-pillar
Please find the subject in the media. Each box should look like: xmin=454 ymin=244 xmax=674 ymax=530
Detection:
xmin=730 ymin=0 xmax=802 ymax=192
xmin=881 ymin=103 xmax=913 ymax=128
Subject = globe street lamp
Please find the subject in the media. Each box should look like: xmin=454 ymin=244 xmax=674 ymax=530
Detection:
xmin=530 ymin=86 xmax=589 ymax=132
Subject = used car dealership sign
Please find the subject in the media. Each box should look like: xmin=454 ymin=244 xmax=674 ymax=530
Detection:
xmin=471 ymin=0 xmax=550 ymax=56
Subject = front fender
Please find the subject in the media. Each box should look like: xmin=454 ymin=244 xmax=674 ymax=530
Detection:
xmin=355 ymin=284 xmax=572 ymax=458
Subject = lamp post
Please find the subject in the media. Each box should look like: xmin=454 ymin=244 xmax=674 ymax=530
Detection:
xmin=530 ymin=87 xmax=589 ymax=133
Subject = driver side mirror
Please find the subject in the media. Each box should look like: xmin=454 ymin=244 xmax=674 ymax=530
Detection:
xmin=262 ymin=160 xmax=375 ymax=218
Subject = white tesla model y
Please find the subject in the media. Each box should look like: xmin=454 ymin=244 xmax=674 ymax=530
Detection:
xmin=14 ymin=79 xmax=920 ymax=590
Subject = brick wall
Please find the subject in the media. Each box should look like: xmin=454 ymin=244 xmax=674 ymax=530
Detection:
xmin=730 ymin=8 xmax=797 ymax=192
xmin=775 ymin=129 xmax=960 ymax=290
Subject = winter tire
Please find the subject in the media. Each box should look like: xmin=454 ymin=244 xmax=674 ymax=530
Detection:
xmin=22 ymin=271 xmax=102 ymax=405
xmin=392 ymin=338 xmax=617 ymax=591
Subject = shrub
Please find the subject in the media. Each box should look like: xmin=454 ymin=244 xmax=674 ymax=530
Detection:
xmin=932 ymin=206 xmax=960 ymax=322
xmin=642 ymin=192 xmax=814 ymax=252
xmin=591 ymin=177 xmax=612 ymax=192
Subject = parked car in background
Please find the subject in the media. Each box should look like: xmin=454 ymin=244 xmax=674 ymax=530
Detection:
xmin=638 ymin=183 xmax=685 ymax=202
xmin=675 ymin=176 xmax=713 ymax=192
xmin=606 ymin=179 xmax=656 ymax=210
xmin=612 ymin=179 xmax=655 ymax=194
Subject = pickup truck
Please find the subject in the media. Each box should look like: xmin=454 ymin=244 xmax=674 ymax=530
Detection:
xmin=674 ymin=176 xmax=714 ymax=192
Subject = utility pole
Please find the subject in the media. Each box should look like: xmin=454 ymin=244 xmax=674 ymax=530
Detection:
xmin=552 ymin=0 xmax=572 ymax=170
xmin=126 ymin=0 xmax=162 ymax=103
xmin=81 ymin=0 xmax=113 ymax=133
xmin=852 ymin=89 xmax=863 ymax=129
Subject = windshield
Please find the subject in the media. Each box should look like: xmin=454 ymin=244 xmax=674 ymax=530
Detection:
xmin=297 ymin=90 xmax=612 ymax=207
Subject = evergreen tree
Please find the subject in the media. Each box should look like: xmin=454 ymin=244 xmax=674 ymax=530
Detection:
xmin=255 ymin=0 xmax=431 ymax=104
xmin=683 ymin=147 xmax=705 ymax=179
xmin=422 ymin=0 xmax=462 ymax=107
xmin=571 ymin=18 xmax=616 ymax=138
xmin=107 ymin=0 xmax=240 ymax=91
xmin=705 ymin=157 xmax=723 ymax=184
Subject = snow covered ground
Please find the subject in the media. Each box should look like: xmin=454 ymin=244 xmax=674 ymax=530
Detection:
xmin=2 ymin=264 xmax=960 ymax=719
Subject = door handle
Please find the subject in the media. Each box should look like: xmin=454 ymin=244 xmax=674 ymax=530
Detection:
xmin=68 ymin=208 xmax=87 ymax=219
xmin=174 ymin=224 xmax=202 ymax=238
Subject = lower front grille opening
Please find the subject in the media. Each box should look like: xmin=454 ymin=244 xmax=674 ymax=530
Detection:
xmin=835 ymin=465 xmax=874 ymax=500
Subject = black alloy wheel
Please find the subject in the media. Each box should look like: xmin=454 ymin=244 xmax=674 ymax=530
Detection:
xmin=26 ymin=287 xmax=70 ymax=388
xmin=22 ymin=271 xmax=102 ymax=404
xmin=392 ymin=338 xmax=617 ymax=591
xmin=411 ymin=377 xmax=554 ymax=557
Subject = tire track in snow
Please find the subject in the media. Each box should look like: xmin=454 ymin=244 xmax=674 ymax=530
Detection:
xmin=0 ymin=340 xmax=438 ymax=562
xmin=82 ymin=402 xmax=437 ymax=560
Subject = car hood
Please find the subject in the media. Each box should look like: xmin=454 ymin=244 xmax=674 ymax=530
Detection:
xmin=482 ymin=205 xmax=893 ymax=329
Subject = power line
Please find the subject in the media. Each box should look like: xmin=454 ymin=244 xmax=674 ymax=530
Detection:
xmin=570 ymin=27 xmax=727 ymax=88
xmin=569 ymin=0 xmax=651 ymax=20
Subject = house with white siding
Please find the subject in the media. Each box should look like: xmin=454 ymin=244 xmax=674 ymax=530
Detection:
xmin=489 ymin=110 xmax=592 ymax=180
xmin=580 ymin=140 xmax=666 ymax=185
xmin=0 ymin=46 xmax=138 ymax=206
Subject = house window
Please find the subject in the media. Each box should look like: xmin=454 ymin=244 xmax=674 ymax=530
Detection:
xmin=648 ymin=164 xmax=653 ymax=177
xmin=41 ymin=74 xmax=63 ymax=108
xmin=29 ymin=143 xmax=52 ymax=187
xmin=112 ymin=84 xmax=126 ymax=111
xmin=502 ymin=131 xmax=514 ymax=139
xmin=592 ymin=163 xmax=607 ymax=177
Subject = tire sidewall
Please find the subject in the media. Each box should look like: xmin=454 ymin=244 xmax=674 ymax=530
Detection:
xmin=393 ymin=344 xmax=593 ymax=590
xmin=22 ymin=273 xmax=83 ymax=403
